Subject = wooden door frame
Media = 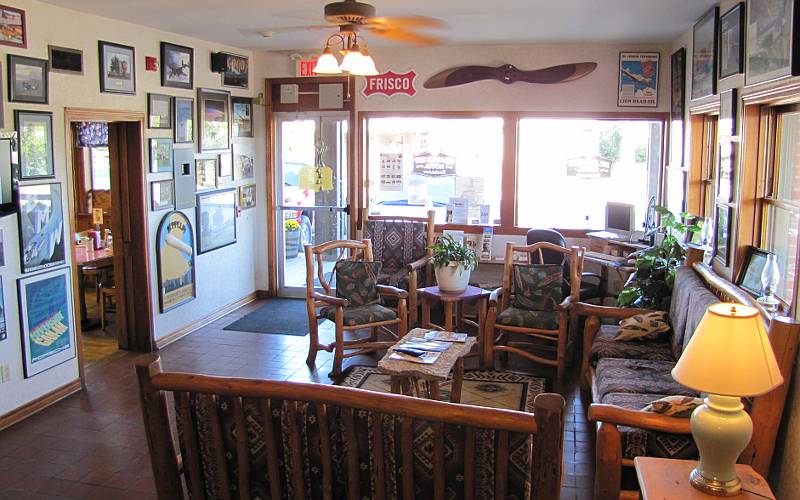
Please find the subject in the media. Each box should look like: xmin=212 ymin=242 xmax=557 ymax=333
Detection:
xmin=63 ymin=108 xmax=154 ymax=382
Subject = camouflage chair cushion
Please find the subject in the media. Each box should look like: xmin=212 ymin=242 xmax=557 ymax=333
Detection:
xmin=365 ymin=219 xmax=429 ymax=287
xmin=599 ymin=392 xmax=699 ymax=460
xmin=589 ymin=325 xmax=675 ymax=366
xmin=496 ymin=306 xmax=560 ymax=330
xmin=320 ymin=304 xmax=397 ymax=326
xmin=594 ymin=357 xmax=699 ymax=401
xmin=334 ymin=260 xmax=382 ymax=307
xmin=377 ymin=267 xmax=411 ymax=289
xmin=511 ymin=264 xmax=564 ymax=311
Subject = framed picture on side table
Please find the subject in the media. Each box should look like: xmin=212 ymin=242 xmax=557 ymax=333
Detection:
xmin=691 ymin=6 xmax=719 ymax=99
xmin=746 ymin=0 xmax=800 ymax=85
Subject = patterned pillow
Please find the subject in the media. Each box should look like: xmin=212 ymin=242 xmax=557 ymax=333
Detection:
xmin=335 ymin=261 xmax=382 ymax=306
xmin=615 ymin=311 xmax=671 ymax=341
xmin=512 ymin=264 xmax=563 ymax=311
xmin=642 ymin=395 xmax=704 ymax=418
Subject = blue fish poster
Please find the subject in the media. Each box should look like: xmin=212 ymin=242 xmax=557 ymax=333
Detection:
xmin=18 ymin=267 xmax=76 ymax=377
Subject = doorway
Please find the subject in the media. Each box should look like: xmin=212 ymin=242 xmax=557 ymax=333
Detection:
xmin=274 ymin=112 xmax=350 ymax=297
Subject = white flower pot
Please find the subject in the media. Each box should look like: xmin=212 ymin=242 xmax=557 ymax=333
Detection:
xmin=435 ymin=262 xmax=472 ymax=293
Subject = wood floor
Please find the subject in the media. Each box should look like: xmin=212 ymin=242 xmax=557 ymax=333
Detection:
xmin=0 ymin=299 xmax=594 ymax=499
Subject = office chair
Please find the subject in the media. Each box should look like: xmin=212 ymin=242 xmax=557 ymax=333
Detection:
xmin=526 ymin=228 xmax=601 ymax=301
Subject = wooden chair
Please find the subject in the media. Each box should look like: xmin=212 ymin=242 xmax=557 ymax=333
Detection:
xmin=485 ymin=241 xmax=584 ymax=384
xmin=99 ymin=283 xmax=116 ymax=332
xmin=361 ymin=209 xmax=435 ymax=326
xmin=305 ymin=239 xmax=408 ymax=378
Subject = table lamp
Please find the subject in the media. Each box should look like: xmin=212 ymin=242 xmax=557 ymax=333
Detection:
xmin=671 ymin=303 xmax=783 ymax=496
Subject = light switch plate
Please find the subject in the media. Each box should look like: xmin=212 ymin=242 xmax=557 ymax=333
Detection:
xmin=0 ymin=364 xmax=10 ymax=383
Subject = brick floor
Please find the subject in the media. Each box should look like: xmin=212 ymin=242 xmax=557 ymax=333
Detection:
xmin=0 ymin=299 xmax=594 ymax=499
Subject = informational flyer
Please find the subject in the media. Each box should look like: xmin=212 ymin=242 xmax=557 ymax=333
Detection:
xmin=480 ymin=227 xmax=493 ymax=262
xmin=379 ymin=153 xmax=403 ymax=191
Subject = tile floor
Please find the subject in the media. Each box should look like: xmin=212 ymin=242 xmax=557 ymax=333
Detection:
xmin=0 ymin=299 xmax=594 ymax=499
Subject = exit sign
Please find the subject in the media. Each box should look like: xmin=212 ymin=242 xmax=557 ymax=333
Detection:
xmin=295 ymin=59 xmax=317 ymax=77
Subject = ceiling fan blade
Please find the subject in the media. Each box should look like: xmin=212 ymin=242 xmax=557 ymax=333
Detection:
xmin=365 ymin=16 xmax=447 ymax=30
xmin=516 ymin=62 xmax=598 ymax=84
xmin=423 ymin=63 xmax=597 ymax=89
xmin=423 ymin=66 xmax=503 ymax=89
xmin=252 ymin=24 xmax=333 ymax=37
xmin=368 ymin=27 xmax=444 ymax=45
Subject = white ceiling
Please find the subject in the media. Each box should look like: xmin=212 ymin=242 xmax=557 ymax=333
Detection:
xmin=40 ymin=0 xmax=719 ymax=50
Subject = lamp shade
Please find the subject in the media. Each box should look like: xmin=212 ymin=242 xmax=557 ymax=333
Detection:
xmin=339 ymin=44 xmax=364 ymax=73
xmin=353 ymin=52 xmax=379 ymax=76
xmin=313 ymin=49 xmax=342 ymax=74
xmin=672 ymin=303 xmax=783 ymax=397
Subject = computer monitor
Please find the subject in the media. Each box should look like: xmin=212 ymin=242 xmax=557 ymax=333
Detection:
xmin=605 ymin=202 xmax=636 ymax=237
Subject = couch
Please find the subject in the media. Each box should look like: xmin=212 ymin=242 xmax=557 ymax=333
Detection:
xmin=577 ymin=262 xmax=800 ymax=500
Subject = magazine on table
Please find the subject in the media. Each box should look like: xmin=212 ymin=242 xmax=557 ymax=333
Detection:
xmin=401 ymin=339 xmax=451 ymax=352
xmin=422 ymin=331 xmax=468 ymax=342
xmin=389 ymin=351 xmax=442 ymax=364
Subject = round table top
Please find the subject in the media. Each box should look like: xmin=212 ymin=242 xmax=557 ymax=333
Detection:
xmin=419 ymin=285 xmax=490 ymax=302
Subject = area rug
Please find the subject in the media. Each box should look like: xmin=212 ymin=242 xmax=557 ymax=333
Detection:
xmin=223 ymin=298 xmax=319 ymax=336
xmin=338 ymin=366 xmax=547 ymax=412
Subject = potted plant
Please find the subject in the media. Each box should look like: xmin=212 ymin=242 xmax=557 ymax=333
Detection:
xmin=430 ymin=234 xmax=478 ymax=293
xmin=285 ymin=219 xmax=301 ymax=259
xmin=618 ymin=206 xmax=701 ymax=310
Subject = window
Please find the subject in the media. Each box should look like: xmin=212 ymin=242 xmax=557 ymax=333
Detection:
xmin=516 ymin=118 xmax=662 ymax=229
xmin=90 ymin=146 xmax=111 ymax=191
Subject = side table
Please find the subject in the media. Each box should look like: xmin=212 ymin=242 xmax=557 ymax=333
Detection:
xmin=419 ymin=285 xmax=490 ymax=366
xmin=634 ymin=457 xmax=775 ymax=499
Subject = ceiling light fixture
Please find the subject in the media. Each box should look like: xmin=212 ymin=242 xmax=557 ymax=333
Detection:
xmin=313 ymin=28 xmax=378 ymax=76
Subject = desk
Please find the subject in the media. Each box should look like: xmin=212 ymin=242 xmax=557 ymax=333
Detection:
xmin=75 ymin=246 xmax=114 ymax=326
xmin=585 ymin=234 xmax=644 ymax=300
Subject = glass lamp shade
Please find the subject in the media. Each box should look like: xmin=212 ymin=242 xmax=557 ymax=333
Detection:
xmin=351 ymin=52 xmax=378 ymax=76
xmin=338 ymin=47 xmax=364 ymax=73
xmin=672 ymin=303 xmax=783 ymax=397
xmin=313 ymin=49 xmax=342 ymax=74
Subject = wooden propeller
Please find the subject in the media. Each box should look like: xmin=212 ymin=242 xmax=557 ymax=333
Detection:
xmin=423 ymin=63 xmax=598 ymax=89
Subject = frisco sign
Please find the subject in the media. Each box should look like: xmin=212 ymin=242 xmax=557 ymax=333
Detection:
xmin=362 ymin=70 xmax=417 ymax=98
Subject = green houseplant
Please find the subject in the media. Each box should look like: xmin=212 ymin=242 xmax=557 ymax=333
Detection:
xmin=285 ymin=219 xmax=301 ymax=259
xmin=430 ymin=234 xmax=478 ymax=293
xmin=617 ymin=207 xmax=701 ymax=310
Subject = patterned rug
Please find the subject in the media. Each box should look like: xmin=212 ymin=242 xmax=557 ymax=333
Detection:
xmin=339 ymin=367 xmax=547 ymax=412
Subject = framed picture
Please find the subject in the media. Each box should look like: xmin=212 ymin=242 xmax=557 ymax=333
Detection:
xmin=233 ymin=142 xmax=254 ymax=180
xmin=8 ymin=55 xmax=48 ymax=104
xmin=149 ymin=138 xmax=173 ymax=173
xmin=218 ymin=152 xmax=232 ymax=181
xmin=18 ymin=267 xmax=76 ymax=378
xmin=719 ymin=88 xmax=738 ymax=138
xmin=231 ymin=97 xmax=253 ymax=137
xmin=160 ymin=42 xmax=193 ymax=89
xmin=15 ymin=111 xmax=54 ymax=179
xmin=156 ymin=210 xmax=196 ymax=312
xmin=98 ymin=40 xmax=136 ymax=94
xmin=220 ymin=53 xmax=249 ymax=88
xmin=0 ymin=5 xmax=25 ymax=48
xmin=617 ymin=52 xmax=659 ymax=107
xmin=746 ymin=0 xmax=800 ymax=85
xmin=719 ymin=3 xmax=745 ymax=80
xmin=717 ymin=141 xmax=735 ymax=203
xmin=197 ymin=189 xmax=237 ymax=254
xmin=198 ymin=88 xmax=230 ymax=152
xmin=714 ymin=204 xmax=732 ymax=266
xmin=18 ymin=183 xmax=65 ymax=274
xmin=0 ymin=228 xmax=5 ymax=267
xmin=173 ymin=96 xmax=193 ymax=143
xmin=239 ymin=184 xmax=256 ymax=210
xmin=148 ymin=93 xmax=172 ymax=129
xmin=151 ymin=179 xmax=175 ymax=211
xmin=0 ymin=276 xmax=6 ymax=342
xmin=737 ymin=247 xmax=772 ymax=297
xmin=195 ymin=157 xmax=217 ymax=190
xmin=691 ymin=6 xmax=719 ymax=100
xmin=670 ymin=48 xmax=686 ymax=167
xmin=48 ymin=45 xmax=82 ymax=75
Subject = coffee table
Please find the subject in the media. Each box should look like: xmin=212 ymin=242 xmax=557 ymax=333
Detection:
xmin=419 ymin=285 xmax=490 ymax=366
xmin=377 ymin=328 xmax=476 ymax=403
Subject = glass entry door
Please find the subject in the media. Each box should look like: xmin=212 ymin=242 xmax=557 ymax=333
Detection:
xmin=275 ymin=112 xmax=350 ymax=297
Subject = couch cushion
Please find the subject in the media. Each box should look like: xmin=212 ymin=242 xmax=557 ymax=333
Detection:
xmin=616 ymin=311 xmax=671 ymax=341
xmin=600 ymin=392 xmax=699 ymax=460
xmin=589 ymin=325 xmax=675 ymax=366
xmin=595 ymin=358 xmax=699 ymax=400
xmin=496 ymin=306 xmax=560 ymax=330
xmin=682 ymin=287 xmax=720 ymax=353
xmin=669 ymin=266 xmax=707 ymax=358
xmin=320 ymin=304 xmax=397 ymax=326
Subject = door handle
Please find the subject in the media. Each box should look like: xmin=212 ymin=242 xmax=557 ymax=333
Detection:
xmin=343 ymin=204 xmax=350 ymax=215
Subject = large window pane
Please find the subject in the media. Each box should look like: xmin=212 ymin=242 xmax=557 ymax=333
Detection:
xmin=776 ymin=112 xmax=800 ymax=203
xmin=366 ymin=117 xmax=503 ymax=223
xmin=517 ymin=119 xmax=662 ymax=229
xmin=764 ymin=205 xmax=798 ymax=303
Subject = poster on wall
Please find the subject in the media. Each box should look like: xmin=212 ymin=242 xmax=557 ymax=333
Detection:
xmin=18 ymin=183 xmax=65 ymax=274
xmin=156 ymin=210 xmax=196 ymax=313
xmin=196 ymin=188 xmax=237 ymax=254
xmin=18 ymin=267 xmax=76 ymax=377
xmin=379 ymin=153 xmax=403 ymax=191
xmin=197 ymin=88 xmax=230 ymax=152
xmin=0 ymin=276 xmax=6 ymax=342
xmin=617 ymin=52 xmax=659 ymax=107
xmin=0 ymin=5 xmax=26 ymax=49
xmin=746 ymin=0 xmax=800 ymax=85
xmin=233 ymin=142 xmax=254 ymax=180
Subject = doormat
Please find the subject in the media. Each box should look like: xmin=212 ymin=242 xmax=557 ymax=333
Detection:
xmin=223 ymin=298 xmax=319 ymax=336
xmin=338 ymin=366 xmax=547 ymax=412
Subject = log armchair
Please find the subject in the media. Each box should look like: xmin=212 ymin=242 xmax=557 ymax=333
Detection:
xmin=361 ymin=208 xmax=435 ymax=326
xmin=305 ymin=238 xmax=408 ymax=378
xmin=485 ymin=241 xmax=584 ymax=384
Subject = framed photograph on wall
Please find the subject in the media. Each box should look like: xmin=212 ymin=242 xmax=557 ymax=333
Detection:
xmin=0 ymin=276 xmax=6 ymax=342
xmin=160 ymin=42 xmax=193 ymax=90
xmin=220 ymin=53 xmax=249 ymax=89
xmin=147 ymin=93 xmax=172 ymax=129
xmin=149 ymin=138 xmax=173 ymax=173
xmin=670 ymin=47 xmax=686 ymax=167
xmin=18 ymin=183 xmax=65 ymax=274
xmin=617 ymin=52 xmax=659 ymax=107
xmin=15 ymin=110 xmax=54 ymax=179
xmin=239 ymin=183 xmax=256 ymax=210
xmin=196 ymin=188 xmax=237 ymax=254
xmin=719 ymin=3 xmax=745 ymax=80
xmin=737 ymin=247 xmax=772 ymax=297
xmin=233 ymin=141 xmax=254 ymax=180
xmin=719 ymin=88 xmax=738 ymax=138
xmin=18 ymin=267 xmax=76 ymax=378
xmin=8 ymin=55 xmax=48 ymax=104
xmin=231 ymin=97 xmax=253 ymax=137
xmin=0 ymin=5 xmax=25 ymax=48
xmin=218 ymin=152 xmax=232 ymax=182
xmin=98 ymin=40 xmax=135 ymax=94
xmin=195 ymin=157 xmax=217 ymax=191
xmin=691 ymin=6 xmax=719 ymax=100
xmin=151 ymin=179 xmax=175 ymax=211
xmin=48 ymin=45 xmax=82 ymax=75
xmin=197 ymin=88 xmax=230 ymax=152
xmin=173 ymin=96 xmax=193 ymax=143
xmin=714 ymin=204 xmax=732 ymax=266
xmin=746 ymin=0 xmax=800 ymax=85
xmin=156 ymin=210 xmax=196 ymax=312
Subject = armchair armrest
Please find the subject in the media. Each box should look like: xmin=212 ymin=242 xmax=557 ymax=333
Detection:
xmin=575 ymin=302 xmax=660 ymax=320
xmin=376 ymin=284 xmax=408 ymax=299
xmin=407 ymin=255 xmax=431 ymax=272
xmin=489 ymin=287 xmax=504 ymax=307
xmin=580 ymin=272 xmax=603 ymax=282
xmin=588 ymin=404 xmax=692 ymax=434
xmin=312 ymin=292 xmax=348 ymax=307
xmin=555 ymin=295 xmax=573 ymax=312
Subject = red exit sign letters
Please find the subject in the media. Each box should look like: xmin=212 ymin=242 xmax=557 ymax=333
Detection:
xmin=363 ymin=70 xmax=417 ymax=97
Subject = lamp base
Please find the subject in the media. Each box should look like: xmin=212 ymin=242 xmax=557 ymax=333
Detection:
xmin=689 ymin=468 xmax=741 ymax=496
